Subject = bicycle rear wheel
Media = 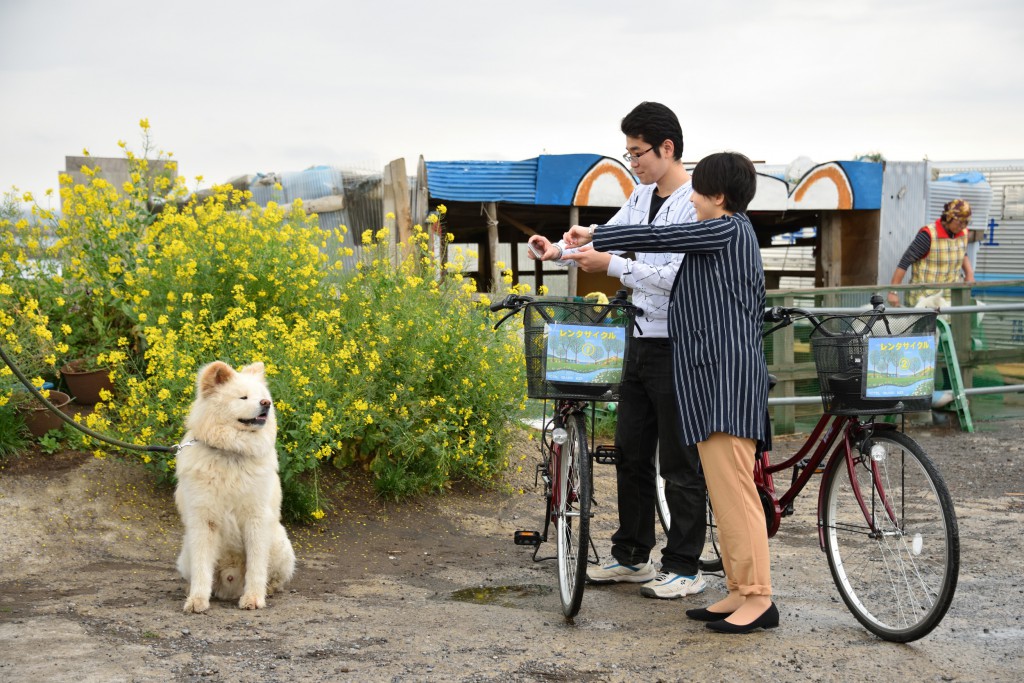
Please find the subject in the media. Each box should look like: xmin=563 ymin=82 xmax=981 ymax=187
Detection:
xmin=655 ymin=446 xmax=722 ymax=573
xmin=822 ymin=429 xmax=959 ymax=642
xmin=556 ymin=411 xmax=591 ymax=618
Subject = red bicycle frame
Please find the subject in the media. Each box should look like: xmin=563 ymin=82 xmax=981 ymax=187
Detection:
xmin=754 ymin=413 xmax=901 ymax=549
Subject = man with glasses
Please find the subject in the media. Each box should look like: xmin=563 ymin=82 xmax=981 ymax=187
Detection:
xmin=887 ymin=198 xmax=976 ymax=308
xmin=528 ymin=101 xmax=707 ymax=600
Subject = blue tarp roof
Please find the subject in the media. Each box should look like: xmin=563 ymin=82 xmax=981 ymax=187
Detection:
xmin=424 ymin=154 xmax=610 ymax=206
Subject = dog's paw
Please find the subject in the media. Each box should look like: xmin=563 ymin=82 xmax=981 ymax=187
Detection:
xmin=183 ymin=595 xmax=210 ymax=614
xmin=239 ymin=593 xmax=266 ymax=610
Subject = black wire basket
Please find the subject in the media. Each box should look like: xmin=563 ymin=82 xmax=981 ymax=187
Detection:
xmin=810 ymin=311 xmax=937 ymax=416
xmin=522 ymin=298 xmax=635 ymax=401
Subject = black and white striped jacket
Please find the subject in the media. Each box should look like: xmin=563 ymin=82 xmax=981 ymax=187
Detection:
xmin=593 ymin=212 xmax=769 ymax=446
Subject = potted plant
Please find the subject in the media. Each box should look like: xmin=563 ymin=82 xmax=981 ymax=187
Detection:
xmin=57 ymin=286 xmax=131 ymax=405
xmin=11 ymin=388 xmax=72 ymax=437
xmin=60 ymin=357 xmax=114 ymax=405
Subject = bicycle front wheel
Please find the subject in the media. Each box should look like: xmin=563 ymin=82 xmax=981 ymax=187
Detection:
xmin=556 ymin=411 xmax=591 ymax=618
xmin=822 ymin=429 xmax=959 ymax=642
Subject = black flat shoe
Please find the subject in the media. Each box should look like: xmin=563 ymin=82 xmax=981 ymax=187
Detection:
xmin=705 ymin=603 xmax=779 ymax=634
xmin=685 ymin=607 xmax=735 ymax=622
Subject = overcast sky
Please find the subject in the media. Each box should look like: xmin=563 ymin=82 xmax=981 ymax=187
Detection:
xmin=2 ymin=0 xmax=1023 ymax=206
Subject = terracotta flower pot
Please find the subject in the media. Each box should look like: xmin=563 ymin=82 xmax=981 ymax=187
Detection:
xmin=17 ymin=390 xmax=72 ymax=437
xmin=61 ymin=362 xmax=114 ymax=405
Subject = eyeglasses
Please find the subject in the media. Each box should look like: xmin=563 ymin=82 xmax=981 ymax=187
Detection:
xmin=622 ymin=147 xmax=655 ymax=164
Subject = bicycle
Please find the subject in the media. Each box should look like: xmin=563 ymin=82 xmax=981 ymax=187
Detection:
xmin=491 ymin=289 xmax=641 ymax=619
xmin=657 ymin=296 xmax=959 ymax=642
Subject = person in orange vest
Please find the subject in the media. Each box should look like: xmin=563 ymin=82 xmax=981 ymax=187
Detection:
xmin=887 ymin=199 xmax=975 ymax=308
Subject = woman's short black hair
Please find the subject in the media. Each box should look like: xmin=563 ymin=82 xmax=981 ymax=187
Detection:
xmin=620 ymin=101 xmax=684 ymax=161
xmin=692 ymin=152 xmax=757 ymax=213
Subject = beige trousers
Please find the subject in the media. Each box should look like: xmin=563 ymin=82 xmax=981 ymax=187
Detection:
xmin=697 ymin=432 xmax=772 ymax=596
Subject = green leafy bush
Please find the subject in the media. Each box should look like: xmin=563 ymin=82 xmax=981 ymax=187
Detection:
xmin=1 ymin=125 xmax=530 ymax=519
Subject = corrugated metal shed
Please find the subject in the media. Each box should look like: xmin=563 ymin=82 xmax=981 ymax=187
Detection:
xmin=928 ymin=176 xmax=992 ymax=229
xmin=246 ymin=165 xmax=383 ymax=272
xmin=878 ymin=161 xmax=930 ymax=292
xmin=423 ymin=154 xmax=630 ymax=207
xmin=876 ymin=161 xmax=1024 ymax=288
xmin=931 ymin=160 xmax=1024 ymax=285
xmin=424 ymin=158 xmax=539 ymax=204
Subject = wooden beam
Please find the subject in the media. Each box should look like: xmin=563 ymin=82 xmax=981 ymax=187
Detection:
xmin=302 ymin=194 xmax=345 ymax=214
xmin=495 ymin=209 xmax=539 ymax=238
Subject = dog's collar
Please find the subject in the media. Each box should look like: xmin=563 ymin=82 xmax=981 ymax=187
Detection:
xmin=176 ymin=438 xmax=200 ymax=451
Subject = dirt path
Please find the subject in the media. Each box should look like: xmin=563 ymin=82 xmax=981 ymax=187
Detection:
xmin=1 ymin=418 xmax=1023 ymax=682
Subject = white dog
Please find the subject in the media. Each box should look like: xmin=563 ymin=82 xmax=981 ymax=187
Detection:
xmin=175 ymin=361 xmax=295 ymax=613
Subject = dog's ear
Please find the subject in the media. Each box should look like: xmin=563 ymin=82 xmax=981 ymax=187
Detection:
xmin=239 ymin=361 xmax=266 ymax=378
xmin=197 ymin=361 xmax=235 ymax=397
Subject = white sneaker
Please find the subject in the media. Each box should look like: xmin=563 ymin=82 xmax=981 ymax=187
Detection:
xmin=640 ymin=571 xmax=707 ymax=599
xmin=586 ymin=559 xmax=657 ymax=584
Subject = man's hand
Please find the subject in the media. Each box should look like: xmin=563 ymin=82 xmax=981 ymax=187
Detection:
xmin=561 ymin=246 xmax=611 ymax=273
xmin=527 ymin=235 xmax=562 ymax=261
xmin=887 ymin=291 xmax=900 ymax=308
xmin=563 ymin=225 xmax=593 ymax=247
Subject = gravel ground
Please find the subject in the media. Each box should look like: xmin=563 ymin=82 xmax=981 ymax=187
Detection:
xmin=1 ymin=413 xmax=1023 ymax=682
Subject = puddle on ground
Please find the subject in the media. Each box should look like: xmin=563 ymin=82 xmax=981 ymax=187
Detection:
xmin=450 ymin=584 xmax=553 ymax=608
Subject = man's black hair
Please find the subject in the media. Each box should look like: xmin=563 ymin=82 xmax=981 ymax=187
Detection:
xmin=620 ymin=101 xmax=683 ymax=161
xmin=692 ymin=152 xmax=757 ymax=213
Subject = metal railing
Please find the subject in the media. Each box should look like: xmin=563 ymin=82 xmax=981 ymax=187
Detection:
xmin=764 ymin=280 xmax=1024 ymax=433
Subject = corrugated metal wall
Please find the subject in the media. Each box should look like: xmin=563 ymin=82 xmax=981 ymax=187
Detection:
xmin=877 ymin=161 xmax=930 ymax=288
xmin=927 ymin=179 xmax=992 ymax=229
xmin=931 ymin=161 xmax=1024 ymax=281
xmin=930 ymin=161 xmax=1024 ymax=350
xmin=247 ymin=166 xmax=383 ymax=273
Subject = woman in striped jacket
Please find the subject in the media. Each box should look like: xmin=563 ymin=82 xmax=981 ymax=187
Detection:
xmin=563 ymin=151 xmax=777 ymax=635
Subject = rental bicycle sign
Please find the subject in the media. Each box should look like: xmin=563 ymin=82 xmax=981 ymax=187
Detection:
xmin=864 ymin=335 xmax=936 ymax=399
xmin=544 ymin=323 xmax=627 ymax=385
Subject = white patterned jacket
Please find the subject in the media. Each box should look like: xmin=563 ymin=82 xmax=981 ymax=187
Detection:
xmin=561 ymin=181 xmax=694 ymax=338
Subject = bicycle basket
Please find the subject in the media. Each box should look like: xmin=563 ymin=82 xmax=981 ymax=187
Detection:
xmin=810 ymin=311 xmax=937 ymax=416
xmin=522 ymin=298 xmax=635 ymax=401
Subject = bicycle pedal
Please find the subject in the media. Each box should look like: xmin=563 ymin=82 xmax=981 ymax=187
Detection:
xmin=797 ymin=458 xmax=825 ymax=475
xmin=514 ymin=530 xmax=543 ymax=546
xmin=593 ymin=445 xmax=619 ymax=465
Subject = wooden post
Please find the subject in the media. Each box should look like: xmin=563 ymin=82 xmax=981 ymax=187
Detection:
xmin=951 ymin=284 xmax=974 ymax=389
xmin=382 ymin=162 xmax=397 ymax=262
xmin=510 ymin=234 xmax=521 ymax=288
xmin=485 ymin=202 xmax=500 ymax=292
xmin=413 ymin=155 xmax=429 ymax=227
xmin=384 ymin=158 xmax=412 ymax=252
xmin=819 ymin=211 xmax=842 ymax=307
xmin=567 ymin=207 xmax=579 ymax=296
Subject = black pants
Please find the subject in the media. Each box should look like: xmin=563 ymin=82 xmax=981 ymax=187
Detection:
xmin=610 ymin=338 xmax=706 ymax=576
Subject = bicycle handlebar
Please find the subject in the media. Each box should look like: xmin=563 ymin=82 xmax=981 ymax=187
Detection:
xmin=490 ymin=289 xmax=644 ymax=330
xmin=763 ymin=294 xmax=890 ymax=338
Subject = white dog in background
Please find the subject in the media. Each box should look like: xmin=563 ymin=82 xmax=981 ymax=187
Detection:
xmin=175 ymin=361 xmax=295 ymax=613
